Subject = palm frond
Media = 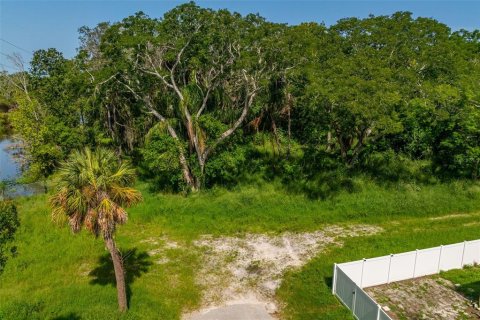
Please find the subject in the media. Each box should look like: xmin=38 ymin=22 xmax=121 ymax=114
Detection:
xmin=49 ymin=147 xmax=142 ymax=238
xmin=109 ymin=185 xmax=143 ymax=207
xmin=68 ymin=211 xmax=84 ymax=234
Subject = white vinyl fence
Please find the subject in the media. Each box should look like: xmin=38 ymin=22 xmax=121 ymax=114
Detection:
xmin=332 ymin=239 xmax=480 ymax=320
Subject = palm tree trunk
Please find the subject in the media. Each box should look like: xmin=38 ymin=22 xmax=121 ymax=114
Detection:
xmin=105 ymin=237 xmax=127 ymax=312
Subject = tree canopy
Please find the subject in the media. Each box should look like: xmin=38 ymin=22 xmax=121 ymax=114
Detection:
xmin=3 ymin=3 xmax=480 ymax=193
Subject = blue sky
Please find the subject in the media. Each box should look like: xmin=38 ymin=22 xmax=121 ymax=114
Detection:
xmin=1 ymin=1 xmax=479 ymax=71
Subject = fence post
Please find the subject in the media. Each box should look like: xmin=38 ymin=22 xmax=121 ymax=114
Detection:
xmin=412 ymin=249 xmax=419 ymax=277
xmin=360 ymin=258 xmax=366 ymax=288
xmin=387 ymin=254 xmax=393 ymax=284
xmin=332 ymin=264 xmax=337 ymax=295
xmin=352 ymin=287 xmax=357 ymax=315
xmin=461 ymin=240 xmax=467 ymax=267
xmin=475 ymin=240 xmax=480 ymax=264
xmin=376 ymin=304 xmax=381 ymax=320
xmin=437 ymin=245 xmax=443 ymax=273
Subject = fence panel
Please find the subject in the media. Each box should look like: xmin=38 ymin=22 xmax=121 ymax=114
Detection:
xmin=414 ymin=247 xmax=441 ymax=277
xmin=378 ymin=309 xmax=391 ymax=320
xmin=353 ymin=288 xmax=379 ymax=320
xmin=333 ymin=239 xmax=480 ymax=320
xmin=463 ymin=240 xmax=480 ymax=266
xmin=388 ymin=252 xmax=416 ymax=282
xmin=340 ymin=261 xmax=364 ymax=285
xmin=439 ymin=243 xmax=464 ymax=271
xmin=334 ymin=266 xmax=356 ymax=310
xmin=362 ymin=257 xmax=390 ymax=287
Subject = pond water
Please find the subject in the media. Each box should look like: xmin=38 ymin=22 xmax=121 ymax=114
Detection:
xmin=0 ymin=138 xmax=19 ymax=180
xmin=0 ymin=137 xmax=42 ymax=197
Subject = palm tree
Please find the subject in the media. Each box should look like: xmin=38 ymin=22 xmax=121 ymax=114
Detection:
xmin=50 ymin=148 xmax=142 ymax=312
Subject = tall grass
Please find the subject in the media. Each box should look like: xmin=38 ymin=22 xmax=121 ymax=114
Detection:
xmin=0 ymin=193 xmax=201 ymax=320
xmin=131 ymin=179 xmax=480 ymax=238
xmin=1 ymin=179 xmax=479 ymax=319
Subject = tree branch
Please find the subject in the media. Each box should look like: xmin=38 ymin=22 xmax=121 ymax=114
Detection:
xmin=196 ymin=87 xmax=212 ymax=117
xmin=203 ymin=71 xmax=258 ymax=160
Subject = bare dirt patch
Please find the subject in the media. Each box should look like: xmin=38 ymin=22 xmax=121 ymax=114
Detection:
xmin=429 ymin=213 xmax=473 ymax=221
xmin=139 ymin=236 xmax=180 ymax=265
xmin=464 ymin=222 xmax=480 ymax=228
xmin=366 ymin=277 xmax=480 ymax=320
xmin=184 ymin=224 xmax=382 ymax=319
xmin=78 ymin=262 xmax=92 ymax=276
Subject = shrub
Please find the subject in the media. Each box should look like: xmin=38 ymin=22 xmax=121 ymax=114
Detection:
xmin=0 ymin=201 xmax=19 ymax=274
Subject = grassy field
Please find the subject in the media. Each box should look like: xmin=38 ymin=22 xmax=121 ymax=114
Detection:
xmin=442 ymin=265 xmax=480 ymax=303
xmin=1 ymin=179 xmax=480 ymax=319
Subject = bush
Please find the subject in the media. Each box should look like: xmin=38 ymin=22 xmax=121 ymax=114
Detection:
xmin=0 ymin=113 xmax=11 ymax=137
xmin=0 ymin=201 xmax=19 ymax=274
xmin=360 ymin=150 xmax=434 ymax=184
xmin=204 ymin=144 xmax=247 ymax=188
xmin=140 ymin=127 xmax=186 ymax=192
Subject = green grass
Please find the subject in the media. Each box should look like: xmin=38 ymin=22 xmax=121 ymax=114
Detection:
xmin=132 ymin=179 xmax=480 ymax=238
xmin=278 ymin=214 xmax=480 ymax=319
xmin=1 ymin=179 xmax=480 ymax=319
xmin=441 ymin=265 xmax=480 ymax=302
xmin=0 ymin=192 xmax=201 ymax=320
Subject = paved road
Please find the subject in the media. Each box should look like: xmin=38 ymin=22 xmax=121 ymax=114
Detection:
xmin=188 ymin=303 xmax=274 ymax=320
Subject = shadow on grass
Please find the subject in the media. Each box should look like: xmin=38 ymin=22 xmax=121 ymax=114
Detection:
xmin=324 ymin=275 xmax=333 ymax=290
xmin=89 ymin=248 xmax=152 ymax=307
xmin=52 ymin=313 xmax=82 ymax=320
xmin=455 ymin=280 xmax=480 ymax=301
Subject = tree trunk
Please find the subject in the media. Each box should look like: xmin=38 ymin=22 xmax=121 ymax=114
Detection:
xmin=326 ymin=131 xmax=332 ymax=152
xmin=287 ymin=95 xmax=291 ymax=159
xmin=105 ymin=237 xmax=128 ymax=312
xmin=195 ymin=156 xmax=206 ymax=191
xmin=271 ymin=119 xmax=281 ymax=157
xmin=43 ymin=178 xmax=48 ymax=194
xmin=178 ymin=152 xmax=197 ymax=192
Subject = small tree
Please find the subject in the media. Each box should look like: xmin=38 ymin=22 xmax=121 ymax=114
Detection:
xmin=50 ymin=148 xmax=142 ymax=311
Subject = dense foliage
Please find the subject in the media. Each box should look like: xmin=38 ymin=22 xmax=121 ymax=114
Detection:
xmin=0 ymin=201 xmax=19 ymax=274
xmin=1 ymin=3 xmax=480 ymax=193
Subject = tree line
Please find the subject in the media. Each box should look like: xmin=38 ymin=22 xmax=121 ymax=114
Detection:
xmin=1 ymin=3 xmax=480 ymax=193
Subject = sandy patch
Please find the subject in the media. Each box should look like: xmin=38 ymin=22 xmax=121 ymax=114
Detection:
xmin=78 ymin=262 xmax=92 ymax=276
xmin=141 ymin=236 xmax=180 ymax=254
xmin=366 ymin=277 xmax=480 ymax=320
xmin=464 ymin=221 xmax=480 ymax=227
xmin=139 ymin=237 xmax=161 ymax=245
xmin=139 ymin=236 xmax=181 ymax=266
xmin=429 ymin=213 xmax=473 ymax=221
xmin=184 ymin=224 xmax=382 ymax=319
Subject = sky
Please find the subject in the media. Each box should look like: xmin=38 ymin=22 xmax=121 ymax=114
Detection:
xmin=1 ymin=0 xmax=479 ymax=71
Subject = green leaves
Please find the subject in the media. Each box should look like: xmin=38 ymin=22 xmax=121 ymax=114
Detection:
xmin=141 ymin=127 xmax=185 ymax=191
xmin=4 ymin=3 xmax=480 ymax=191
xmin=0 ymin=201 xmax=19 ymax=274
xmin=51 ymin=148 xmax=141 ymax=238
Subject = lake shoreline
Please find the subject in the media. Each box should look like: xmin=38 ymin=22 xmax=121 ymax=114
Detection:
xmin=0 ymin=137 xmax=42 ymax=198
